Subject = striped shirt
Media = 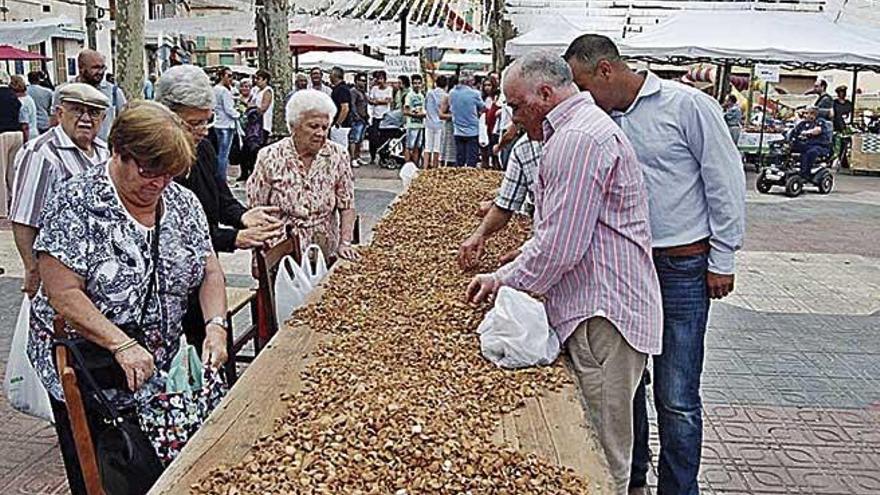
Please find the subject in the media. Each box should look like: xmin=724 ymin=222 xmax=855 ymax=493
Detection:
xmin=494 ymin=135 xmax=542 ymax=214
xmin=494 ymin=92 xmax=662 ymax=355
xmin=9 ymin=126 xmax=109 ymax=227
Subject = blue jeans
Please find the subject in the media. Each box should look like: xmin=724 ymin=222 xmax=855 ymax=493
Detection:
xmin=631 ymin=252 xmax=710 ymax=495
xmin=454 ymin=135 xmax=479 ymax=167
xmin=791 ymin=141 xmax=830 ymax=178
xmin=215 ymin=127 xmax=235 ymax=182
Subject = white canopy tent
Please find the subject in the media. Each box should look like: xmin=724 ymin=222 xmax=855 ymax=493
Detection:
xmin=296 ymin=51 xmax=384 ymax=72
xmin=504 ymin=18 xmax=586 ymax=58
xmin=440 ymin=52 xmax=492 ymax=66
xmin=619 ymin=11 xmax=880 ymax=71
xmin=0 ymin=17 xmax=85 ymax=45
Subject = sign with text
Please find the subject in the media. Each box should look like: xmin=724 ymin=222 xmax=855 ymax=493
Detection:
xmin=755 ymin=64 xmax=781 ymax=83
xmin=384 ymin=56 xmax=420 ymax=77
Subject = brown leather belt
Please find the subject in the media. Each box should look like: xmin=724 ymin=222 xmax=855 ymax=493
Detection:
xmin=653 ymin=239 xmax=710 ymax=257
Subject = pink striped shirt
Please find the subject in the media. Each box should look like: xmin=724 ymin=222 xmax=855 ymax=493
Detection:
xmin=495 ymin=93 xmax=662 ymax=355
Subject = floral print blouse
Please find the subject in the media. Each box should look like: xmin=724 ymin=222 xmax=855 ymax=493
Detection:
xmin=29 ymin=164 xmax=213 ymax=406
xmin=246 ymin=137 xmax=355 ymax=256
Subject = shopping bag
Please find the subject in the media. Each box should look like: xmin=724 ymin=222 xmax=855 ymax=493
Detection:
xmin=4 ymin=297 xmax=53 ymax=422
xmin=300 ymin=244 xmax=328 ymax=287
xmin=329 ymin=127 xmax=350 ymax=146
xmin=273 ymin=254 xmax=313 ymax=325
xmin=136 ymin=335 xmax=227 ymax=465
xmin=399 ymin=162 xmax=419 ymax=189
xmin=477 ymin=287 xmax=561 ymax=369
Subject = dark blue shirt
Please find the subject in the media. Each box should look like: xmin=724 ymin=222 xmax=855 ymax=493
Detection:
xmin=791 ymin=118 xmax=832 ymax=146
xmin=0 ymin=87 xmax=22 ymax=133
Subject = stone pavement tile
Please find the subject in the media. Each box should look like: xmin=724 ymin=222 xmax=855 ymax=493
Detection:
xmin=786 ymin=467 xmax=865 ymax=495
xmin=841 ymin=470 xmax=880 ymax=494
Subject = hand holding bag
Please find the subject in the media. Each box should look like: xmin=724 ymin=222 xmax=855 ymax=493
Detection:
xmin=136 ymin=335 xmax=228 ymax=465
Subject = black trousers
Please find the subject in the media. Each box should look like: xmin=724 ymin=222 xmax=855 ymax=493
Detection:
xmin=50 ymin=395 xmax=108 ymax=495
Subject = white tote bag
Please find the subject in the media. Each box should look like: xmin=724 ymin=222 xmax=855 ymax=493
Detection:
xmin=477 ymin=287 xmax=561 ymax=369
xmin=273 ymin=255 xmax=313 ymax=325
xmin=300 ymin=244 xmax=329 ymax=287
xmin=3 ymin=297 xmax=54 ymax=422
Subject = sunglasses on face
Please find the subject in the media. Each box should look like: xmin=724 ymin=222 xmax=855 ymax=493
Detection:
xmin=137 ymin=164 xmax=174 ymax=180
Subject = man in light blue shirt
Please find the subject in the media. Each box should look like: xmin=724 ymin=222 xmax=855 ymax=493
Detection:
xmin=448 ymin=70 xmax=485 ymax=167
xmin=565 ymin=35 xmax=745 ymax=495
xmin=27 ymin=72 xmax=53 ymax=134
xmin=213 ymin=66 xmax=240 ymax=182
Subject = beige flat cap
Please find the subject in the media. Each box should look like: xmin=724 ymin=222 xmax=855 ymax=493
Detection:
xmin=58 ymin=83 xmax=110 ymax=109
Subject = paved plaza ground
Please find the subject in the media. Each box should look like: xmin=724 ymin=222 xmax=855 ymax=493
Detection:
xmin=0 ymin=166 xmax=877 ymax=494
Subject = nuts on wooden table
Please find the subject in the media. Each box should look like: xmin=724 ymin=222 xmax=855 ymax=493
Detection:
xmin=193 ymin=169 xmax=590 ymax=494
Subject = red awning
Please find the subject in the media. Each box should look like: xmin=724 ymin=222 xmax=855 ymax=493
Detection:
xmin=234 ymin=31 xmax=354 ymax=54
xmin=0 ymin=45 xmax=49 ymax=61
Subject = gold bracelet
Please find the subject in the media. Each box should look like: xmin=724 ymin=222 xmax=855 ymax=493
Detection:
xmin=112 ymin=338 xmax=139 ymax=356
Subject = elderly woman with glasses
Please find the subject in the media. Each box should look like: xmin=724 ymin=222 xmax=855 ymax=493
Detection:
xmin=29 ymin=101 xmax=228 ymax=495
xmin=246 ymin=89 xmax=358 ymax=261
xmin=154 ymin=64 xmax=282 ymax=348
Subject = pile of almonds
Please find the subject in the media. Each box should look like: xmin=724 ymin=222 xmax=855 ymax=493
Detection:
xmin=193 ymin=169 xmax=591 ymax=494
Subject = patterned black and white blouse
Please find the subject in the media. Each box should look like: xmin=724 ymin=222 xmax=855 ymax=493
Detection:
xmin=28 ymin=163 xmax=213 ymax=405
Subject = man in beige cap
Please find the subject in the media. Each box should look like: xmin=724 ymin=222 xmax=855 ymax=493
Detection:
xmin=51 ymin=49 xmax=127 ymax=141
xmin=10 ymin=82 xmax=111 ymax=297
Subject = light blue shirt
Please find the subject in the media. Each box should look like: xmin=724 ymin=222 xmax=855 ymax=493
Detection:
xmin=449 ymin=85 xmax=484 ymax=137
xmin=425 ymin=87 xmax=446 ymax=130
xmin=609 ymin=72 xmax=746 ymax=274
xmin=19 ymin=95 xmax=38 ymax=139
xmin=213 ymin=84 xmax=240 ymax=129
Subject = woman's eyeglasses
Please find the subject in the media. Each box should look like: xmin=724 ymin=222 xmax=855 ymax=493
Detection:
xmin=184 ymin=114 xmax=215 ymax=131
xmin=137 ymin=164 xmax=174 ymax=180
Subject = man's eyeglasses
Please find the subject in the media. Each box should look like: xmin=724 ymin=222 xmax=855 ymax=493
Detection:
xmin=184 ymin=114 xmax=215 ymax=131
xmin=63 ymin=103 xmax=104 ymax=120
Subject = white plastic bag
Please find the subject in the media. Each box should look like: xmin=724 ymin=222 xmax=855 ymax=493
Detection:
xmin=478 ymin=113 xmax=489 ymax=147
xmin=3 ymin=297 xmax=53 ymax=422
xmin=273 ymin=255 xmax=313 ymax=325
xmin=477 ymin=287 xmax=561 ymax=369
xmin=329 ymin=127 xmax=350 ymax=146
xmin=300 ymin=244 xmax=329 ymax=287
xmin=399 ymin=162 xmax=419 ymax=189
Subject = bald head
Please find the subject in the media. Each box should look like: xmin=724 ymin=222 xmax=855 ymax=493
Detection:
xmin=77 ymin=49 xmax=107 ymax=86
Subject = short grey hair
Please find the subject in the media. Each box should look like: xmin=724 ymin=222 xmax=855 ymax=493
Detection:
xmin=286 ymin=89 xmax=337 ymax=130
xmin=563 ymin=34 xmax=622 ymax=72
xmin=155 ymin=64 xmax=215 ymax=110
xmin=510 ymin=51 xmax=573 ymax=88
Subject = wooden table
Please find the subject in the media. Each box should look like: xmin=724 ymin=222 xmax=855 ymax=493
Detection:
xmin=149 ymin=313 xmax=613 ymax=494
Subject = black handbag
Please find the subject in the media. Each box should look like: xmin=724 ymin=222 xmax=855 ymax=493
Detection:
xmin=54 ymin=338 xmax=165 ymax=495
xmin=51 ymin=205 xmax=165 ymax=495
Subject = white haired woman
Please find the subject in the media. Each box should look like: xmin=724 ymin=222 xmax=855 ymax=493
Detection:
xmin=246 ymin=89 xmax=358 ymax=261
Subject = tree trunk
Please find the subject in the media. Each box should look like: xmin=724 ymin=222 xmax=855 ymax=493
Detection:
xmin=115 ymin=0 xmax=145 ymax=101
xmin=265 ymin=0 xmax=292 ymax=137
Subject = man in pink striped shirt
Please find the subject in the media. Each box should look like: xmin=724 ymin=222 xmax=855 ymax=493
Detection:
xmin=465 ymin=52 xmax=663 ymax=493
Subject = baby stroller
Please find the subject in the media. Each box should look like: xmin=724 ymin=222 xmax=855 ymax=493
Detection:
xmin=375 ymin=110 xmax=406 ymax=169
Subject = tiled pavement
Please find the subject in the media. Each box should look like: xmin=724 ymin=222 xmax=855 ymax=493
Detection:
xmin=0 ymin=168 xmax=878 ymax=494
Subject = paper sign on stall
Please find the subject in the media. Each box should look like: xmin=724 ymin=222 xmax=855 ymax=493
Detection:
xmin=384 ymin=56 xmax=420 ymax=77
xmin=755 ymin=64 xmax=781 ymax=84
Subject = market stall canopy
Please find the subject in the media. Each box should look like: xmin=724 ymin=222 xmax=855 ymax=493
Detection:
xmin=440 ymin=52 xmax=492 ymax=66
xmin=234 ymin=31 xmax=355 ymax=54
xmin=505 ymin=20 xmax=586 ymax=58
xmin=0 ymin=45 xmax=49 ymax=61
xmin=0 ymin=17 xmax=85 ymax=46
xmin=619 ymin=11 xmax=880 ymax=71
xmin=296 ymin=51 xmax=384 ymax=72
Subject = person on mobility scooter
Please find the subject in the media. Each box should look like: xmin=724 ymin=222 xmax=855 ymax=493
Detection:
xmin=757 ymin=106 xmax=835 ymax=197
xmin=790 ymin=106 xmax=832 ymax=179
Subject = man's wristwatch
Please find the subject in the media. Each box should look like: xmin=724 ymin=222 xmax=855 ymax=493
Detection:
xmin=205 ymin=316 xmax=228 ymax=332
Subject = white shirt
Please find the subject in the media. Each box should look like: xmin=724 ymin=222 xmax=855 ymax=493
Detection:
xmin=213 ymin=84 xmax=240 ymax=129
xmin=256 ymin=86 xmax=275 ymax=133
xmin=369 ymin=86 xmax=393 ymax=120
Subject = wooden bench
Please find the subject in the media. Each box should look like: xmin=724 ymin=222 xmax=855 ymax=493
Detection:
xmin=149 ymin=284 xmax=614 ymax=495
